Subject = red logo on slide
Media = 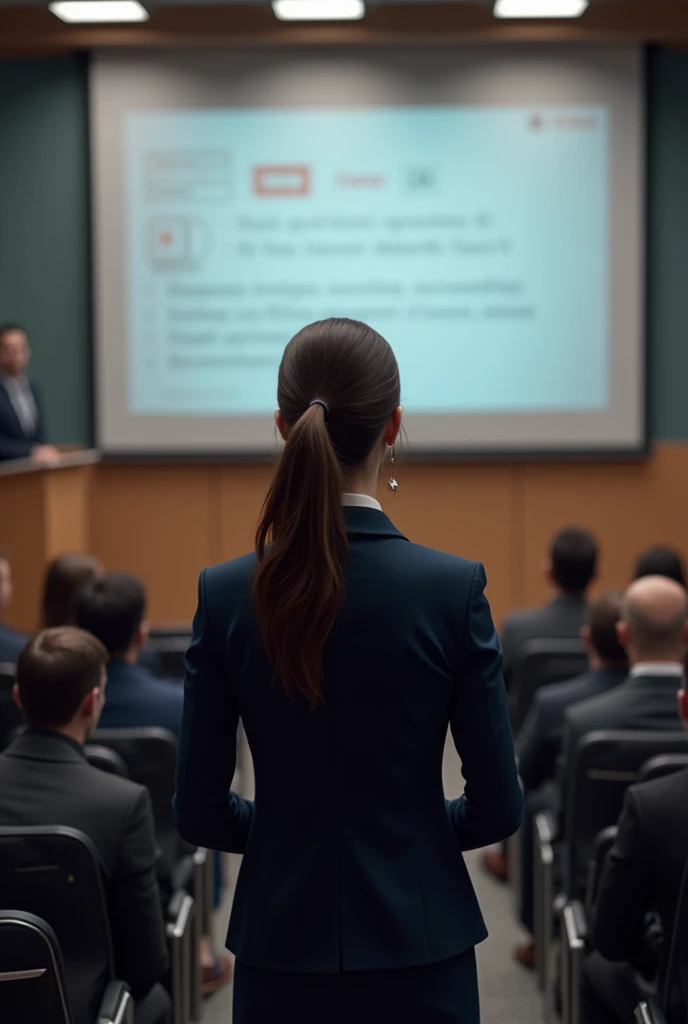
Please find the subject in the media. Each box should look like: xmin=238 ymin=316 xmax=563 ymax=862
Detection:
xmin=253 ymin=165 xmax=311 ymax=197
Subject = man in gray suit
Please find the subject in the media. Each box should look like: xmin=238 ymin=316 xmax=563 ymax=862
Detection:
xmin=501 ymin=525 xmax=598 ymax=690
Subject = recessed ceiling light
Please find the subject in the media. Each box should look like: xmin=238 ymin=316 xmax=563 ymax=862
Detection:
xmin=273 ymin=0 xmax=365 ymax=21
xmin=494 ymin=0 xmax=588 ymax=17
xmin=49 ymin=0 xmax=149 ymax=22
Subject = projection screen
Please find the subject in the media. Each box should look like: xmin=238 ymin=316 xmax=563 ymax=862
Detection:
xmin=90 ymin=46 xmax=645 ymax=455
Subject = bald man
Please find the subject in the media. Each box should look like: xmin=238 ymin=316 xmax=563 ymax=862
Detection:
xmin=561 ymin=575 xmax=688 ymax=786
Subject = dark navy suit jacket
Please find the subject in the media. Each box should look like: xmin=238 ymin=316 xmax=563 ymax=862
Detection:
xmin=102 ymin=659 xmax=183 ymax=738
xmin=0 ymin=377 xmax=45 ymax=461
xmin=174 ymin=507 xmax=523 ymax=973
xmin=0 ymin=622 xmax=28 ymax=665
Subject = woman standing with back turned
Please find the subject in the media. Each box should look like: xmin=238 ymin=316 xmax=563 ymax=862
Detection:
xmin=174 ymin=318 xmax=523 ymax=1023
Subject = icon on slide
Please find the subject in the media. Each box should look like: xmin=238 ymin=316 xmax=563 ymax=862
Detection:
xmin=146 ymin=216 xmax=212 ymax=269
xmin=528 ymin=113 xmax=544 ymax=131
xmin=253 ymin=165 xmax=311 ymax=197
xmin=404 ymin=167 xmax=437 ymax=193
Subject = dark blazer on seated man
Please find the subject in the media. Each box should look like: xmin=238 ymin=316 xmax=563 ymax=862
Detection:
xmin=74 ymin=572 xmax=183 ymax=738
xmin=0 ymin=627 xmax=171 ymax=1024
xmin=581 ymin=764 xmax=688 ymax=1024
xmin=501 ymin=526 xmax=597 ymax=689
xmin=516 ymin=592 xmax=628 ymax=793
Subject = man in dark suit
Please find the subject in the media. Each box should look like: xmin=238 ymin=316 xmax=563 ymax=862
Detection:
xmin=0 ymin=323 xmax=59 ymax=464
xmin=580 ymin=686 xmax=688 ymax=1024
xmin=501 ymin=525 xmax=598 ymax=690
xmin=74 ymin=572 xmax=183 ymax=737
xmin=0 ymin=626 xmax=171 ymax=1024
xmin=561 ymin=574 xmax=688 ymax=774
xmin=0 ymin=552 xmax=27 ymax=664
xmin=512 ymin=592 xmax=629 ymax=966
xmin=633 ymin=545 xmax=686 ymax=587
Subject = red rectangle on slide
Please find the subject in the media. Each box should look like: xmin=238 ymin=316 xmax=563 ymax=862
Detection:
xmin=253 ymin=165 xmax=310 ymax=196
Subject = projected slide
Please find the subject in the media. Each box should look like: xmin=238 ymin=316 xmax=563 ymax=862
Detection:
xmin=126 ymin=106 xmax=608 ymax=417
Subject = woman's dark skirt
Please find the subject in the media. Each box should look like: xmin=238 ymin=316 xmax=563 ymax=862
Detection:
xmin=233 ymin=948 xmax=480 ymax=1024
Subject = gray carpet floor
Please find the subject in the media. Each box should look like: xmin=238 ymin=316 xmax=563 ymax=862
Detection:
xmin=203 ymin=736 xmax=540 ymax=1024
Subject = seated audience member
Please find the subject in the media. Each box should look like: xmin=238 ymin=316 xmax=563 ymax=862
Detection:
xmin=42 ymin=553 xmax=161 ymax=675
xmin=41 ymin=552 xmax=103 ymax=627
xmin=511 ymin=592 xmax=628 ymax=969
xmin=0 ymin=627 xmax=171 ymax=1024
xmin=633 ymin=545 xmax=686 ymax=588
xmin=501 ymin=525 xmax=598 ymax=689
xmin=562 ymin=574 xmax=688 ymax=765
xmin=74 ymin=572 xmax=183 ymax=736
xmin=74 ymin=572 xmax=231 ymax=994
xmin=0 ymin=550 xmax=27 ymax=663
xmin=580 ymin=686 xmax=688 ymax=1024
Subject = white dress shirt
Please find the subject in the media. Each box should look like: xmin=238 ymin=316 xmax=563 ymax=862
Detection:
xmin=341 ymin=492 xmax=382 ymax=511
xmin=2 ymin=373 xmax=37 ymax=437
xmin=630 ymin=662 xmax=684 ymax=678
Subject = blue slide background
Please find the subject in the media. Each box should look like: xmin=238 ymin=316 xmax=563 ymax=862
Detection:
xmin=126 ymin=105 xmax=609 ymax=416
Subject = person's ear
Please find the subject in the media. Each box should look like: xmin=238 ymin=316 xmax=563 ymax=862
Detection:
xmin=383 ymin=407 xmax=403 ymax=448
xmin=616 ymin=620 xmax=630 ymax=650
xmin=12 ymin=683 xmax=22 ymax=712
xmin=275 ymin=409 xmax=287 ymax=442
xmin=138 ymin=620 xmax=150 ymax=647
xmin=542 ymin=558 xmax=553 ymax=585
xmin=677 ymin=689 xmax=688 ymax=730
xmin=80 ymin=688 xmax=98 ymax=721
xmin=580 ymin=624 xmax=591 ymax=648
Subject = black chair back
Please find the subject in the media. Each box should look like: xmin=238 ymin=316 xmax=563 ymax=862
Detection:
xmin=512 ymin=639 xmax=588 ymax=731
xmin=0 ymin=826 xmax=114 ymax=1024
xmin=0 ymin=663 xmax=21 ymax=751
xmin=147 ymin=626 xmax=191 ymax=681
xmin=0 ymin=909 xmax=72 ymax=1023
xmin=84 ymin=745 xmax=129 ymax=778
xmin=636 ymin=754 xmax=688 ymax=785
xmin=92 ymin=727 xmax=181 ymax=870
xmin=664 ymin=858 xmax=688 ymax=1024
xmin=565 ymin=731 xmax=688 ymax=900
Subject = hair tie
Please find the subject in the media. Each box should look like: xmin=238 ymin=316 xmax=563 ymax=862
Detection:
xmin=309 ymin=399 xmax=329 ymax=420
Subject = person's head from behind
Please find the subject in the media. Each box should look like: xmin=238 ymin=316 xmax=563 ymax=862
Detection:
xmin=544 ymin=526 xmax=598 ymax=596
xmin=41 ymin=552 xmax=103 ymax=629
xmin=14 ymin=627 xmax=108 ymax=743
xmin=0 ymin=551 xmax=13 ymax=618
xmin=581 ymin=591 xmax=627 ymax=671
xmin=0 ymin=323 xmax=30 ymax=378
xmin=74 ymin=572 xmax=148 ymax=661
xmin=254 ymin=317 xmax=402 ymax=707
xmin=633 ymin=545 xmax=686 ymax=588
xmin=618 ymin=575 xmax=688 ymax=666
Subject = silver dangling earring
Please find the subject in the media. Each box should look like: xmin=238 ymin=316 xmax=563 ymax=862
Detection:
xmin=387 ymin=445 xmax=399 ymax=493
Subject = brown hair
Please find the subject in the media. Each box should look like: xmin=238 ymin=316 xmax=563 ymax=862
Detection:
xmin=253 ymin=318 xmax=400 ymax=706
xmin=17 ymin=626 xmax=107 ymax=729
xmin=587 ymin=591 xmax=627 ymax=665
xmin=41 ymin=553 xmax=103 ymax=629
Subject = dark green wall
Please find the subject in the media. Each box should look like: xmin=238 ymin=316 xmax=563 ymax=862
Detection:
xmin=0 ymin=56 xmax=90 ymax=444
xmin=0 ymin=49 xmax=686 ymax=444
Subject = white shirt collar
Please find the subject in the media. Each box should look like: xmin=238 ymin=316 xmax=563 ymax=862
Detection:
xmin=341 ymin=492 xmax=382 ymax=512
xmin=630 ymin=662 xmax=684 ymax=679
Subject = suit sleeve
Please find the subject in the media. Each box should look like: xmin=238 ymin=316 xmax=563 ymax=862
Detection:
xmin=516 ymin=696 xmax=550 ymax=792
xmin=500 ymin=616 xmax=516 ymax=691
xmin=173 ymin=569 xmax=254 ymax=853
xmin=446 ymin=563 xmax=524 ymax=850
xmin=109 ymin=788 xmax=169 ymax=1000
xmin=0 ymin=434 xmax=33 ymax=460
xmin=592 ymin=787 xmax=650 ymax=962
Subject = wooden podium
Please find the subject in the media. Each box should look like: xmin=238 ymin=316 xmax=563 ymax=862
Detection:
xmin=0 ymin=450 xmax=101 ymax=633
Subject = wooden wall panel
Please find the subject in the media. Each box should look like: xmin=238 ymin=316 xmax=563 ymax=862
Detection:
xmin=218 ymin=464 xmax=273 ymax=563
xmin=2 ymin=473 xmax=47 ymax=630
xmin=89 ymin=464 xmax=221 ymax=624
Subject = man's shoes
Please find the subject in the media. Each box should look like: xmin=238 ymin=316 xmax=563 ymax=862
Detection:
xmin=513 ymin=940 xmax=536 ymax=971
xmin=202 ymin=954 xmax=233 ymax=996
xmin=482 ymin=848 xmax=508 ymax=883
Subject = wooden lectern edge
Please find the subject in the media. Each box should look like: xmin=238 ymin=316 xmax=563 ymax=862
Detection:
xmin=0 ymin=448 xmax=102 ymax=479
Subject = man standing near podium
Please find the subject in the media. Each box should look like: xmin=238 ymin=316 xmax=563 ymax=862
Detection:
xmin=0 ymin=323 xmax=60 ymax=464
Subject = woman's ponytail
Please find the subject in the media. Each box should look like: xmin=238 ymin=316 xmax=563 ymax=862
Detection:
xmin=253 ymin=402 xmax=348 ymax=706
